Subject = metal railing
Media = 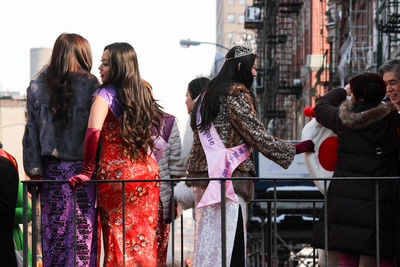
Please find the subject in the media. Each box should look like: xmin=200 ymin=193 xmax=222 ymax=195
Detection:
xmin=21 ymin=176 xmax=398 ymax=267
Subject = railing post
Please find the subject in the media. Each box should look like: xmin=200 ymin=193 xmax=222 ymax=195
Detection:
xmin=324 ymin=180 xmax=328 ymax=267
xmin=375 ymin=180 xmax=380 ymax=267
xmin=23 ymin=182 xmax=28 ymax=267
xmin=261 ymin=221 xmax=265 ymax=267
xmin=181 ymin=214 xmax=184 ymax=267
xmin=122 ymin=181 xmax=126 ymax=267
xmin=221 ymin=179 xmax=227 ymax=267
xmin=267 ymin=201 xmax=272 ymax=267
xmin=171 ymin=181 xmax=175 ymax=267
xmin=273 ymin=180 xmax=277 ymax=265
xmin=313 ymin=201 xmax=316 ymax=267
xmin=74 ymin=188 xmax=77 ymax=267
xmin=31 ymin=184 xmax=37 ymax=267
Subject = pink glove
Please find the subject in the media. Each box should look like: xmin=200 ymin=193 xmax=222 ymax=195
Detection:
xmin=69 ymin=128 xmax=100 ymax=192
xmin=295 ymin=140 xmax=315 ymax=154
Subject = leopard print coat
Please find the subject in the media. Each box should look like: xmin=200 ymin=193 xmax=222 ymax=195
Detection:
xmin=186 ymin=83 xmax=295 ymax=202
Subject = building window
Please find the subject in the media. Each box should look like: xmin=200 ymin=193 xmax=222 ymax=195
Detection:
xmin=227 ymin=32 xmax=233 ymax=44
xmin=228 ymin=0 xmax=235 ymax=5
xmin=227 ymin=13 xmax=235 ymax=23
xmin=239 ymin=0 xmax=246 ymax=5
xmin=238 ymin=14 xmax=245 ymax=24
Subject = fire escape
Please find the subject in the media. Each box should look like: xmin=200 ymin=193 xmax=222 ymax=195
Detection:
xmin=337 ymin=1 xmax=375 ymax=85
xmin=261 ymin=0 xmax=303 ymax=140
xmin=349 ymin=1 xmax=374 ymax=73
xmin=376 ymin=0 xmax=400 ymax=66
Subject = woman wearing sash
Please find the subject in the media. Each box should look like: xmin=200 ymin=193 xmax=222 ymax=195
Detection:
xmin=22 ymin=33 xmax=99 ymax=267
xmin=186 ymin=45 xmax=314 ymax=266
xmin=182 ymin=77 xmax=210 ymax=165
xmin=68 ymin=42 xmax=163 ymax=266
xmin=173 ymin=77 xmax=211 ymax=213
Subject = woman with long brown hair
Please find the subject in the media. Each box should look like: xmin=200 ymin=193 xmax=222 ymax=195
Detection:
xmin=23 ymin=33 xmax=99 ymax=266
xmin=68 ymin=42 xmax=163 ymax=266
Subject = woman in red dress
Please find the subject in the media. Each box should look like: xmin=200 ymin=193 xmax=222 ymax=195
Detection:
xmin=69 ymin=42 xmax=163 ymax=266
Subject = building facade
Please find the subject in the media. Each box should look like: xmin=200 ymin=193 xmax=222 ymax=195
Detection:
xmin=251 ymin=0 xmax=330 ymax=141
xmin=30 ymin=47 xmax=52 ymax=80
xmin=216 ymin=0 xmax=255 ymax=50
xmin=214 ymin=0 xmax=256 ymax=74
xmin=0 ymin=98 xmax=27 ymax=178
xmin=252 ymin=0 xmax=400 ymax=141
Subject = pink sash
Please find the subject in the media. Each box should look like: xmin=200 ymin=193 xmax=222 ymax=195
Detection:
xmin=196 ymin=97 xmax=251 ymax=208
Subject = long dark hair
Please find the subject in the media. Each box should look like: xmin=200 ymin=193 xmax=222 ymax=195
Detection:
xmin=46 ymin=33 xmax=93 ymax=124
xmin=191 ymin=46 xmax=256 ymax=131
xmin=188 ymin=77 xmax=210 ymax=99
xmin=104 ymin=42 xmax=163 ymax=161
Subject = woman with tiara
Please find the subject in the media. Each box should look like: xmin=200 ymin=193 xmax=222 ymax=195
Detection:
xmin=186 ymin=45 xmax=314 ymax=266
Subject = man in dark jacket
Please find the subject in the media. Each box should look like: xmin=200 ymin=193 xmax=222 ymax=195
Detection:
xmin=0 ymin=150 xmax=19 ymax=266
xmin=378 ymin=59 xmax=400 ymax=266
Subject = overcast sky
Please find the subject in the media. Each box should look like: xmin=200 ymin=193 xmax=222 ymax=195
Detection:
xmin=0 ymin=0 xmax=217 ymax=129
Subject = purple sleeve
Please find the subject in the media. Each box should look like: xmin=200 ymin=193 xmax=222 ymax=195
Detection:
xmin=161 ymin=114 xmax=175 ymax=142
xmin=93 ymin=86 xmax=121 ymax=119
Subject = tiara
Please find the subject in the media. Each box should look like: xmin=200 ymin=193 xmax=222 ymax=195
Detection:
xmin=226 ymin=43 xmax=255 ymax=60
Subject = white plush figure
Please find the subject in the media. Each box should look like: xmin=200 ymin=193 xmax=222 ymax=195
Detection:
xmin=301 ymin=107 xmax=338 ymax=194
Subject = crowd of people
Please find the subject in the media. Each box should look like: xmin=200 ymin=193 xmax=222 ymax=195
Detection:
xmin=1 ymin=31 xmax=400 ymax=267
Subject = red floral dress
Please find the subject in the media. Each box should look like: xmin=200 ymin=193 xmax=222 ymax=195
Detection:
xmin=97 ymin=112 xmax=160 ymax=267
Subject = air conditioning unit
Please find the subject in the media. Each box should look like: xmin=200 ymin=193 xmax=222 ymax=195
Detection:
xmin=245 ymin=6 xmax=263 ymax=29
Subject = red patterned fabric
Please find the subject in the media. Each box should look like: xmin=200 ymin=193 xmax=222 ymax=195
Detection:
xmin=155 ymin=200 xmax=170 ymax=265
xmin=97 ymin=113 xmax=160 ymax=267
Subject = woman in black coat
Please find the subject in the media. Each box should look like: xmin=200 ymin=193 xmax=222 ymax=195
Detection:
xmin=312 ymin=73 xmax=400 ymax=266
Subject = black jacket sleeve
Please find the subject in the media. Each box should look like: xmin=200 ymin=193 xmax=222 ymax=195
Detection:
xmin=0 ymin=157 xmax=18 ymax=223
xmin=314 ymin=88 xmax=347 ymax=133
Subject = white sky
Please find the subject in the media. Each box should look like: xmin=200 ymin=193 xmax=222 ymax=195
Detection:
xmin=0 ymin=0 xmax=217 ymax=129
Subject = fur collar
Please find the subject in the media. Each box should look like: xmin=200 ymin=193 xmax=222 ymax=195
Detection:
xmin=338 ymin=101 xmax=398 ymax=129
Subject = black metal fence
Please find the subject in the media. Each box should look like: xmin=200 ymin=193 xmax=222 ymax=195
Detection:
xmin=21 ymin=176 xmax=398 ymax=267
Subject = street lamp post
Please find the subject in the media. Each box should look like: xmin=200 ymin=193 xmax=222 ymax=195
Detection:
xmin=180 ymin=39 xmax=229 ymax=76
xmin=179 ymin=39 xmax=229 ymax=51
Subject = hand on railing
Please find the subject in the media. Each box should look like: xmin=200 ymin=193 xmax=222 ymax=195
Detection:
xmin=68 ymin=128 xmax=100 ymax=192
xmin=68 ymin=173 xmax=91 ymax=192
xmin=28 ymin=175 xmax=42 ymax=195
